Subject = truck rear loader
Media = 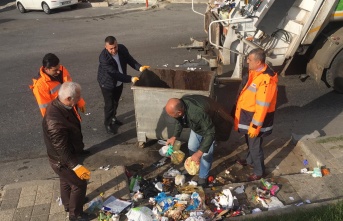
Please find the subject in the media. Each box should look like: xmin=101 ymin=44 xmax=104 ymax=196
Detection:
xmin=189 ymin=0 xmax=343 ymax=92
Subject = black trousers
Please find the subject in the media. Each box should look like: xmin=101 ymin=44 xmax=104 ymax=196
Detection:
xmin=100 ymin=84 xmax=123 ymax=126
xmin=244 ymin=134 xmax=265 ymax=176
xmin=49 ymin=159 xmax=87 ymax=218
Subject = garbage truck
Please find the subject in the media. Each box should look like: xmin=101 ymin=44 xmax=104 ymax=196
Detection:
xmin=188 ymin=0 xmax=343 ymax=92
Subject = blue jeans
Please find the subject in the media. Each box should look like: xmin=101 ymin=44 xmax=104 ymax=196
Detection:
xmin=188 ymin=130 xmax=215 ymax=179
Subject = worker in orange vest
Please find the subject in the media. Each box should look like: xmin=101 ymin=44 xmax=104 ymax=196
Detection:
xmin=233 ymin=48 xmax=278 ymax=181
xmin=30 ymin=53 xmax=86 ymax=117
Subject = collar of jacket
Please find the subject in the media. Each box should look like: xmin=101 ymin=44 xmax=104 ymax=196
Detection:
xmin=53 ymin=98 xmax=74 ymax=117
xmin=103 ymin=48 xmax=122 ymax=62
xmin=39 ymin=65 xmax=65 ymax=82
xmin=249 ymin=64 xmax=268 ymax=79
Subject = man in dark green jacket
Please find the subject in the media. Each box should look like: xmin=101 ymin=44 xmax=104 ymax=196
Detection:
xmin=165 ymin=95 xmax=232 ymax=186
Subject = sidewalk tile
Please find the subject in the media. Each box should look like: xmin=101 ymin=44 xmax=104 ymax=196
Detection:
xmin=35 ymin=193 xmax=52 ymax=205
xmin=30 ymin=214 xmax=49 ymax=221
xmin=20 ymin=186 xmax=38 ymax=197
xmin=48 ymin=212 xmax=67 ymax=221
xmin=0 ymin=198 xmax=19 ymax=210
xmin=13 ymin=206 xmax=33 ymax=221
xmin=32 ymin=203 xmax=51 ymax=216
xmin=0 ymin=208 xmax=15 ymax=220
xmin=3 ymin=188 xmax=21 ymax=200
xmin=328 ymin=148 xmax=343 ymax=159
xmin=17 ymin=195 xmax=36 ymax=208
xmin=37 ymin=184 xmax=54 ymax=195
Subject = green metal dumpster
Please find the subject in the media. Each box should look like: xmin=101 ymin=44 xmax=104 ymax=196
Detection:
xmin=131 ymin=69 xmax=215 ymax=148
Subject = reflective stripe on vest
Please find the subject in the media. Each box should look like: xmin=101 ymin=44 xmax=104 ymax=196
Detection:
xmin=238 ymin=124 xmax=273 ymax=132
xmin=256 ymin=99 xmax=270 ymax=107
xmin=50 ymin=84 xmax=61 ymax=94
xmin=39 ymin=103 xmax=49 ymax=109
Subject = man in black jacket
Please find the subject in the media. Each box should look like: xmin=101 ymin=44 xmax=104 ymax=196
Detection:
xmin=43 ymin=82 xmax=91 ymax=221
xmin=98 ymin=36 xmax=149 ymax=134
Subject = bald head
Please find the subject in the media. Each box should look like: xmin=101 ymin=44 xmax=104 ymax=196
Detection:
xmin=165 ymin=98 xmax=184 ymax=118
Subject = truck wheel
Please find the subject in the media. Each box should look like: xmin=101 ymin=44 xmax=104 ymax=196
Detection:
xmin=326 ymin=49 xmax=343 ymax=93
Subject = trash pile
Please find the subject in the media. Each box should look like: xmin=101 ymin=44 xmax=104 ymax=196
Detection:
xmin=85 ymin=141 xmax=335 ymax=221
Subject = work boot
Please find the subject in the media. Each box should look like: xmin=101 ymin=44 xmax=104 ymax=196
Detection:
xmin=111 ymin=117 xmax=123 ymax=126
xmin=105 ymin=125 xmax=116 ymax=135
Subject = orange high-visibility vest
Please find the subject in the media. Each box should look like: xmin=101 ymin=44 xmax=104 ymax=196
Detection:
xmin=234 ymin=64 xmax=278 ymax=136
xmin=29 ymin=65 xmax=85 ymax=117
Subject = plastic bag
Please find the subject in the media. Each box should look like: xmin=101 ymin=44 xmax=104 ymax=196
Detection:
xmin=159 ymin=145 xmax=173 ymax=157
xmin=184 ymin=157 xmax=200 ymax=175
xmin=171 ymin=150 xmax=185 ymax=165
xmin=126 ymin=207 xmax=154 ymax=221
xmin=87 ymin=195 xmax=103 ymax=213
xmin=175 ymin=174 xmax=186 ymax=186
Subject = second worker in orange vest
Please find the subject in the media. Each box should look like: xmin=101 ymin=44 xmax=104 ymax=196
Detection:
xmin=233 ymin=48 xmax=278 ymax=182
xmin=30 ymin=53 xmax=86 ymax=117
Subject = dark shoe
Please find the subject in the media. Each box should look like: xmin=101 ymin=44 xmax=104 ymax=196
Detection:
xmin=248 ymin=173 xmax=263 ymax=181
xmin=112 ymin=119 xmax=123 ymax=126
xmin=105 ymin=125 xmax=116 ymax=135
xmin=236 ymin=159 xmax=254 ymax=168
xmin=111 ymin=117 xmax=123 ymax=126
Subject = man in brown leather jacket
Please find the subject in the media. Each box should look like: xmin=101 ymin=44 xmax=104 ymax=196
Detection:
xmin=42 ymin=82 xmax=91 ymax=221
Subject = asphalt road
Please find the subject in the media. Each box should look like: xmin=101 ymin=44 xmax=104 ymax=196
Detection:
xmin=0 ymin=3 xmax=342 ymax=186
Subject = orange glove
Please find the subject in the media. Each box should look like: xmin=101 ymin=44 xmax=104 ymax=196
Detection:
xmin=73 ymin=165 xmax=91 ymax=180
xmin=79 ymin=105 xmax=86 ymax=113
xmin=248 ymin=125 xmax=259 ymax=138
xmin=139 ymin=65 xmax=150 ymax=72
xmin=131 ymin=77 xmax=139 ymax=83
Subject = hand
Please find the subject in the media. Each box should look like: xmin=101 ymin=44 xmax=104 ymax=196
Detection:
xmin=166 ymin=136 xmax=176 ymax=146
xmin=248 ymin=125 xmax=259 ymax=138
xmin=191 ymin=151 xmax=203 ymax=165
xmin=131 ymin=77 xmax=139 ymax=83
xmin=139 ymin=65 xmax=150 ymax=72
xmin=73 ymin=165 xmax=91 ymax=180
xmin=79 ymin=105 xmax=86 ymax=113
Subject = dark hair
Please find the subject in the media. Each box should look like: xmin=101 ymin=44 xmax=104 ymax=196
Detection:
xmin=42 ymin=53 xmax=60 ymax=68
xmin=105 ymin=36 xmax=117 ymax=45
xmin=249 ymin=48 xmax=266 ymax=63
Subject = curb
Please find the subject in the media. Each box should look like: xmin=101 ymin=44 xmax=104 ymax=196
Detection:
xmin=0 ymin=2 xmax=15 ymax=12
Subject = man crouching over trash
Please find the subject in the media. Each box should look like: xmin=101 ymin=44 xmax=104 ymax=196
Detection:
xmin=42 ymin=82 xmax=91 ymax=221
xmin=165 ymin=95 xmax=233 ymax=187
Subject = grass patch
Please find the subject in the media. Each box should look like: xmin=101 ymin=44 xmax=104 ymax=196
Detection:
xmin=316 ymin=136 xmax=343 ymax=144
xmin=330 ymin=145 xmax=343 ymax=150
xmin=244 ymin=200 xmax=343 ymax=221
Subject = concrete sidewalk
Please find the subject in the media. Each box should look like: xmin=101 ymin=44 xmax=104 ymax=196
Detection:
xmin=0 ymin=166 xmax=130 ymax=221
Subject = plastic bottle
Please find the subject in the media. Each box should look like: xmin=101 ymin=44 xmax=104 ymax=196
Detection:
xmin=129 ymin=176 xmax=137 ymax=192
